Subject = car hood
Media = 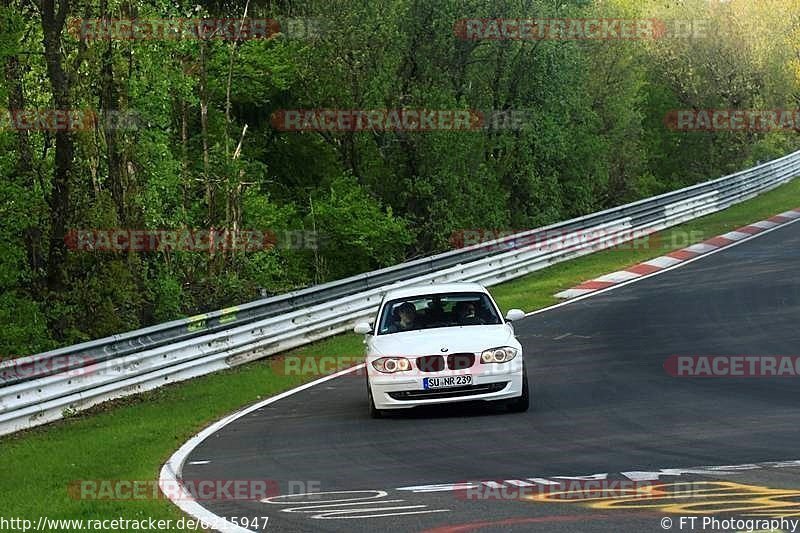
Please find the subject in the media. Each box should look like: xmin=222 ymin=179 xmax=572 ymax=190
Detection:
xmin=369 ymin=324 xmax=516 ymax=356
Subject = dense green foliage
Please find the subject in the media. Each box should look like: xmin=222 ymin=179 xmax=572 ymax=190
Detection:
xmin=0 ymin=0 xmax=798 ymax=355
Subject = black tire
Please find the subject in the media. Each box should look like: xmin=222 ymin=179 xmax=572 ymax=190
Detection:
xmin=507 ymin=366 xmax=530 ymax=413
xmin=368 ymin=385 xmax=384 ymax=419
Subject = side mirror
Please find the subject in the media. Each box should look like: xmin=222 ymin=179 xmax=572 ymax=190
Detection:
xmin=505 ymin=309 xmax=526 ymax=322
xmin=353 ymin=322 xmax=373 ymax=335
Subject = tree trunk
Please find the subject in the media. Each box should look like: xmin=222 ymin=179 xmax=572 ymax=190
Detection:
xmin=2 ymin=0 xmax=42 ymax=282
xmin=200 ymin=42 xmax=211 ymax=225
xmin=40 ymin=0 xmax=74 ymax=291
xmin=4 ymin=58 xmax=34 ymax=183
xmin=99 ymin=0 xmax=126 ymax=225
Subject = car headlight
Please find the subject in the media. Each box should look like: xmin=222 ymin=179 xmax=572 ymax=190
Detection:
xmin=480 ymin=347 xmax=518 ymax=363
xmin=372 ymin=357 xmax=412 ymax=373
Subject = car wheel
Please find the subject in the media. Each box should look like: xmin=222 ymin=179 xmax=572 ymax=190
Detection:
xmin=507 ymin=365 xmax=530 ymax=413
xmin=368 ymin=385 xmax=383 ymax=419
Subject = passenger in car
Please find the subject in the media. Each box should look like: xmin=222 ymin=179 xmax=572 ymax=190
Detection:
xmin=394 ymin=302 xmax=418 ymax=332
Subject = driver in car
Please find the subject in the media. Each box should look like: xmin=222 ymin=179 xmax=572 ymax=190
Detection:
xmin=456 ymin=301 xmax=484 ymax=325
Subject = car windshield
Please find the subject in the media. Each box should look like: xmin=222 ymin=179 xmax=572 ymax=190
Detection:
xmin=377 ymin=292 xmax=502 ymax=335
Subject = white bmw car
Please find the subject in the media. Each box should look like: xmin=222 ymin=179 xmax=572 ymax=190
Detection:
xmin=353 ymin=282 xmax=530 ymax=418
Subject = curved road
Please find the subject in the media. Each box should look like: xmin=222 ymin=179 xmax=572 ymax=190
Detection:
xmin=182 ymin=219 xmax=800 ymax=532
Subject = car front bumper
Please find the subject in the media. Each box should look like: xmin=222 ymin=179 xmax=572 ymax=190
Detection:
xmin=368 ymin=359 xmax=524 ymax=410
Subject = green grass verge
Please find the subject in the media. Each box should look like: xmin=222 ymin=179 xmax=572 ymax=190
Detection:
xmin=1 ymin=178 xmax=798 ymax=530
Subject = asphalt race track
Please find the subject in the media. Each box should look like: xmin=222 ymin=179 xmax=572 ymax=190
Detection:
xmin=181 ymin=220 xmax=800 ymax=533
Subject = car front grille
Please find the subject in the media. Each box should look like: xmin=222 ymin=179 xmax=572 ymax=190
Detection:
xmin=416 ymin=353 xmax=476 ymax=372
xmin=387 ymin=382 xmax=509 ymax=401
xmin=447 ymin=353 xmax=475 ymax=370
xmin=416 ymin=355 xmax=445 ymax=372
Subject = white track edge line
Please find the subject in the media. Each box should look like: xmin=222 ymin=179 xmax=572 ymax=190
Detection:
xmin=159 ymin=364 xmax=365 ymax=532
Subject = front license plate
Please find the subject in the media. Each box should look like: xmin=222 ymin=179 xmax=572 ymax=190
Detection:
xmin=423 ymin=375 xmax=473 ymax=389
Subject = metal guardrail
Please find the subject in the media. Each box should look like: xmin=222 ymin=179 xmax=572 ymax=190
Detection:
xmin=0 ymin=153 xmax=791 ymax=388
xmin=0 ymin=150 xmax=798 ymax=436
